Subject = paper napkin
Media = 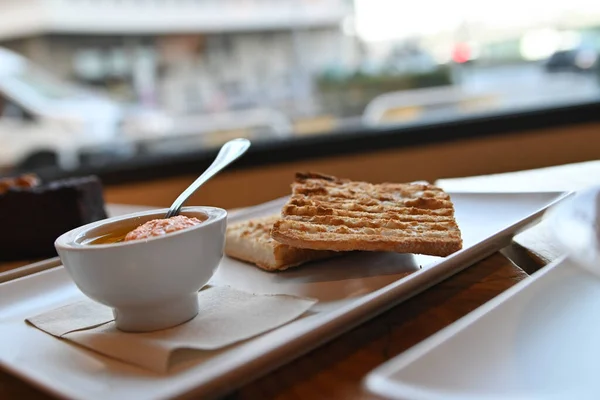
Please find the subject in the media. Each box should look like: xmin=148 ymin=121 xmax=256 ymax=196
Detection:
xmin=27 ymin=286 xmax=317 ymax=373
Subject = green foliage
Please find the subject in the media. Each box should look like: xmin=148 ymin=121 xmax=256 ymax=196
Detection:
xmin=317 ymin=66 xmax=452 ymax=90
xmin=316 ymin=67 xmax=453 ymax=117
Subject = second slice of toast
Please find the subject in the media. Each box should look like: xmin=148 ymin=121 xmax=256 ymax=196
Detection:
xmin=225 ymin=215 xmax=339 ymax=271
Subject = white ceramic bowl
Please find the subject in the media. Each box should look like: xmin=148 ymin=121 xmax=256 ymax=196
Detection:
xmin=546 ymin=186 xmax=600 ymax=274
xmin=55 ymin=207 xmax=227 ymax=332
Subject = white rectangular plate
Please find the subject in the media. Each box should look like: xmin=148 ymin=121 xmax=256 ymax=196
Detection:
xmin=0 ymin=192 xmax=567 ymax=400
xmin=364 ymin=255 xmax=600 ymax=400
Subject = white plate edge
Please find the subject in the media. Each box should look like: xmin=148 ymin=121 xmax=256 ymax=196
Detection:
xmin=363 ymin=254 xmax=570 ymax=400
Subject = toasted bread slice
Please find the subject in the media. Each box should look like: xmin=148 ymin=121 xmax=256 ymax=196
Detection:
xmin=225 ymin=214 xmax=339 ymax=271
xmin=271 ymin=173 xmax=462 ymax=256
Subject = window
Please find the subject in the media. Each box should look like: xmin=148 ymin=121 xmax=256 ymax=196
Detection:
xmin=0 ymin=0 xmax=599 ymax=176
xmin=13 ymin=65 xmax=78 ymax=101
xmin=74 ymin=48 xmax=105 ymax=81
xmin=0 ymin=94 xmax=35 ymax=122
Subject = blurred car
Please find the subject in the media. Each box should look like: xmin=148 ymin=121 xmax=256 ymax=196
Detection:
xmin=0 ymin=47 xmax=170 ymax=171
xmin=134 ymin=107 xmax=292 ymax=154
xmin=545 ymin=47 xmax=599 ymax=73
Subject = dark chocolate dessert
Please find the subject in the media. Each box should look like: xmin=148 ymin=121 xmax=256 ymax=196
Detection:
xmin=0 ymin=174 xmax=107 ymax=261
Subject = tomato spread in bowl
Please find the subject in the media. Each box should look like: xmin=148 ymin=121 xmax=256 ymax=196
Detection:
xmin=124 ymin=215 xmax=203 ymax=242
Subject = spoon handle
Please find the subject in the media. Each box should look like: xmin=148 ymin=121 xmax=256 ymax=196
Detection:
xmin=165 ymin=138 xmax=251 ymax=218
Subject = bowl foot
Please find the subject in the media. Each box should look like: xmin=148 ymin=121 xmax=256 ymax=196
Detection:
xmin=113 ymin=294 xmax=199 ymax=332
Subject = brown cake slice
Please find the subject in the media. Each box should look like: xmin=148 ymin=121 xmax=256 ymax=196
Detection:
xmin=271 ymin=173 xmax=463 ymax=257
xmin=0 ymin=175 xmax=107 ymax=261
xmin=225 ymin=215 xmax=339 ymax=271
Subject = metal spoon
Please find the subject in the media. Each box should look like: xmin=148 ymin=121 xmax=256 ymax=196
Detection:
xmin=165 ymin=138 xmax=251 ymax=218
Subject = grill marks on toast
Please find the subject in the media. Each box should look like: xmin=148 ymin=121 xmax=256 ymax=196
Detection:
xmin=271 ymin=173 xmax=463 ymax=256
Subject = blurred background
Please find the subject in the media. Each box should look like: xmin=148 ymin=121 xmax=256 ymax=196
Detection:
xmin=0 ymin=0 xmax=599 ymax=175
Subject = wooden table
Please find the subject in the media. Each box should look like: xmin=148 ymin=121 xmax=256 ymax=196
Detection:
xmin=1 ymin=161 xmax=599 ymax=400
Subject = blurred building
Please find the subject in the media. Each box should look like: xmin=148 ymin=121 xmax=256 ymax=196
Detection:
xmin=0 ymin=0 xmax=355 ymax=116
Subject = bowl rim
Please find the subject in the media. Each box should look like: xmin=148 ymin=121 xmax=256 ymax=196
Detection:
xmin=55 ymin=206 xmax=227 ymax=251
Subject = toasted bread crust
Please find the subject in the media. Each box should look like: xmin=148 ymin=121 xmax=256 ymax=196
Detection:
xmin=225 ymin=215 xmax=338 ymax=271
xmin=271 ymin=173 xmax=463 ymax=256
